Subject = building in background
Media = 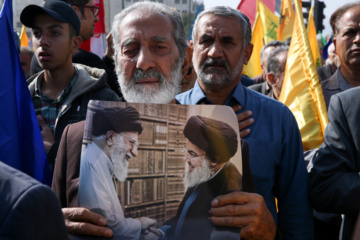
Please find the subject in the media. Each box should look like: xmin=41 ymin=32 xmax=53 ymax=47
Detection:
xmin=10 ymin=0 xmax=196 ymax=42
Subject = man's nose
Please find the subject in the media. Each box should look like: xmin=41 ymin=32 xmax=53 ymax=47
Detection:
xmin=130 ymin=145 xmax=138 ymax=157
xmin=136 ymin=47 xmax=156 ymax=71
xmin=207 ymin=41 xmax=223 ymax=59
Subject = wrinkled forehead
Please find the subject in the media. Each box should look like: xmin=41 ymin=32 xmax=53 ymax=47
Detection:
xmin=118 ymin=10 xmax=176 ymax=44
xmin=195 ymin=13 xmax=243 ymax=40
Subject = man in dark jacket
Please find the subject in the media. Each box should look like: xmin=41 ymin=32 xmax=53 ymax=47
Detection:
xmin=30 ymin=0 xmax=121 ymax=97
xmin=20 ymin=0 xmax=120 ymax=173
xmin=311 ymin=87 xmax=360 ymax=240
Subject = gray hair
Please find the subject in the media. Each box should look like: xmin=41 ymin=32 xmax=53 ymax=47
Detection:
xmin=267 ymin=46 xmax=289 ymax=76
xmin=260 ymin=40 xmax=286 ymax=65
xmin=330 ymin=2 xmax=360 ymax=36
xmin=192 ymin=6 xmax=251 ymax=49
xmin=111 ymin=1 xmax=187 ymax=61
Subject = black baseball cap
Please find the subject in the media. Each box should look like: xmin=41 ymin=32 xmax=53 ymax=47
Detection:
xmin=20 ymin=0 xmax=80 ymax=36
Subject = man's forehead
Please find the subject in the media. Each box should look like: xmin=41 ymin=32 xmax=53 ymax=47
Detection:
xmin=340 ymin=7 xmax=360 ymax=26
xmin=119 ymin=10 xmax=175 ymax=43
xmin=196 ymin=14 xmax=242 ymax=38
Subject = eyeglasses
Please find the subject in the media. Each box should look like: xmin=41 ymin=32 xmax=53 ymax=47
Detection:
xmin=183 ymin=146 xmax=205 ymax=160
xmin=78 ymin=5 xmax=99 ymax=17
xmin=120 ymin=133 xmax=139 ymax=148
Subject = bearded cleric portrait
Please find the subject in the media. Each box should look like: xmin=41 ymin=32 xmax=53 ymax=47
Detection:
xmin=158 ymin=115 xmax=243 ymax=240
xmin=76 ymin=106 xmax=157 ymax=240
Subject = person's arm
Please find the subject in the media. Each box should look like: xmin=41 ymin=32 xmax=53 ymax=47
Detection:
xmin=275 ymin=107 xmax=314 ymax=239
xmin=209 ymin=191 xmax=276 ymax=239
xmin=311 ymin=94 xmax=360 ymax=214
xmin=2 ymin=184 xmax=68 ymax=240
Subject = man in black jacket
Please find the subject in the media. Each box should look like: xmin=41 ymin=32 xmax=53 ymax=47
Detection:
xmin=30 ymin=0 xmax=122 ymax=97
xmin=21 ymin=0 xmax=120 ymax=173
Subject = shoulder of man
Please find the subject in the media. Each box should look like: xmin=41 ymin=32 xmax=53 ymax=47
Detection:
xmin=0 ymin=162 xmax=67 ymax=239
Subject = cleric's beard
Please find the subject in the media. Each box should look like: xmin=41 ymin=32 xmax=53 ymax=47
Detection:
xmin=110 ymin=136 xmax=129 ymax=182
xmin=184 ymin=159 xmax=213 ymax=188
xmin=116 ymin=57 xmax=182 ymax=104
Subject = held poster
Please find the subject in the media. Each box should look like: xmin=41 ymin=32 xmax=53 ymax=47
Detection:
xmin=76 ymin=100 xmax=243 ymax=240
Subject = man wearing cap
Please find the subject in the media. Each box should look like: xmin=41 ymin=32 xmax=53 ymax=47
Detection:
xmin=30 ymin=0 xmax=121 ymax=97
xmin=76 ymin=107 xmax=157 ymax=239
xmin=152 ymin=115 xmax=242 ymax=239
xmin=20 ymin=0 xmax=120 ymax=173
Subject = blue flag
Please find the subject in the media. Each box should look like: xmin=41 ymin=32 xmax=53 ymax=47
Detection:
xmin=322 ymin=35 xmax=333 ymax=60
xmin=0 ymin=0 xmax=51 ymax=185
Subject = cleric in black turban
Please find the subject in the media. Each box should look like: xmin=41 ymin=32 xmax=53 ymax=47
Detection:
xmin=183 ymin=115 xmax=238 ymax=163
xmin=92 ymin=107 xmax=143 ymax=136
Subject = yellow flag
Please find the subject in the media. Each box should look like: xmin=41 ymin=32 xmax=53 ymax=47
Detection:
xmin=279 ymin=0 xmax=328 ymax=150
xmin=242 ymin=12 xmax=263 ymax=78
xmin=258 ymin=0 xmax=279 ymax=44
xmin=278 ymin=0 xmax=295 ymax=41
xmin=20 ymin=25 xmax=29 ymax=47
xmin=307 ymin=7 xmax=321 ymax=68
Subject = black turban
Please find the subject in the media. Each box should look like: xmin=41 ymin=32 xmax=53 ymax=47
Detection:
xmin=183 ymin=115 xmax=238 ymax=163
xmin=92 ymin=107 xmax=143 ymax=136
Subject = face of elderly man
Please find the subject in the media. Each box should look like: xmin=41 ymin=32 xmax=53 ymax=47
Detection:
xmin=334 ymin=6 xmax=360 ymax=72
xmin=109 ymin=131 xmax=139 ymax=182
xmin=183 ymin=141 xmax=213 ymax=188
xmin=192 ymin=14 xmax=252 ymax=91
xmin=116 ymin=10 xmax=182 ymax=104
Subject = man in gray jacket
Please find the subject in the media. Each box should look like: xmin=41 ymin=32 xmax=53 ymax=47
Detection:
xmin=20 ymin=0 xmax=120 ymax=173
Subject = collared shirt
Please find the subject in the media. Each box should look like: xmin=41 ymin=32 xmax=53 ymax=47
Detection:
xmin=176 ymin=80 xmax=313 ymax=239
xmin=32 ymin=68 xmax=79 ymax=133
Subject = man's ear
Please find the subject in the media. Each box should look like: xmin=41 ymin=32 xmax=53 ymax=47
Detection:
xmin=267 ymin=72 xmax=276 ymax=85
xmin=72 ymin=5 xmax=82 ymax=17
xmin=106 ymin=131 xmax=116 ymax=146
xmin=243 ymin=43 xmax=253 ymax=65
xmin=181 ymin=46 xmax=193 ymax=78
xmin=333 ymin=38 xmax=337 ymax=55
xmin=72 ymin=36 xmax=82 ymax=54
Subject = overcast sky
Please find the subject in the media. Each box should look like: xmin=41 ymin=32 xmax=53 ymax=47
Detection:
xmin=201 ymin=0 xmax=357 ymax=37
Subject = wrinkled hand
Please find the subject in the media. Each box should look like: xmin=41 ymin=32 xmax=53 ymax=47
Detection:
xmin=37 ymin=115 xmax=55 ymax=154
xmin=210 ymin=191 xmax=276 ymax=240
xmin=62 ymin=207 xmax=113 ymax=238
xmin=138 ymin=217 xmax=157 ymax=230
xmin=105 ymin=32 xmax=114 ymax=59
xmin=231 ymin=104 xmax=254 ymax=138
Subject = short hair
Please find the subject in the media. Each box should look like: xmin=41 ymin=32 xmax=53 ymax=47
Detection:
xmin=330 ymin=3 xmax=360 ymax=36
xmin=267 ymin=46 xmax=289 ymax=76
xmin=111 ymin=2 xmax=187 ymax=61
xmin=60 ymin=0 xmax=89 ymax=16
xmin=260 ymin=40 xmax=286 ymax=65
xmin=192 ymin=6 xmax=251 ymax=49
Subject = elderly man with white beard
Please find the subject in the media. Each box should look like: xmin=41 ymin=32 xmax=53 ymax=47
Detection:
xmin=75 ymin=107 xmax=157 ymax=240
xmin=149 ymin=115 xmax=242 ymax=240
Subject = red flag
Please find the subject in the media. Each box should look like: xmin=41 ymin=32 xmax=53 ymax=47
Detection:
xmin=237 ymin=0 xmax=276 ymax=28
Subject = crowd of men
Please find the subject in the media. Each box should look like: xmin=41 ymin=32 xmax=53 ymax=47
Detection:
xmin=1 ymin=0 xmax=360 ymax=239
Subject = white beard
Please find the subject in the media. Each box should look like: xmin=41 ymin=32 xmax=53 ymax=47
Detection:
xmin=116 ymin=58 xmax=182 ymax=104
xmin=184 ymin=159 xmax=213 ymax=188
xmin=109 ymin=136 xmax=130 ymax=182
